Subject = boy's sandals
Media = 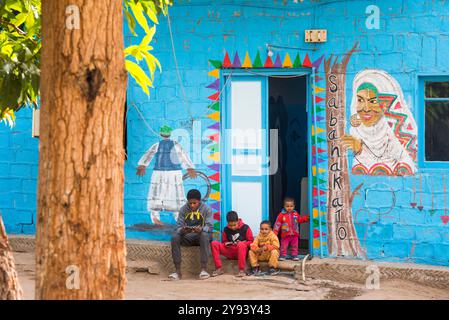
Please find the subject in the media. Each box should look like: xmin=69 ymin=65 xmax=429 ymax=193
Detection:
xmin=278 ymin=256 xmax=286 ymax=261
xmin=168 ymin=272 xmax=181 ymax=281
xmin=199 ymin=270 xmax=210 ymax=280
xmin=212 ymin=269 xmax=224 ymax=277
xmin=236 ymin=270 xmax=246 ymax=277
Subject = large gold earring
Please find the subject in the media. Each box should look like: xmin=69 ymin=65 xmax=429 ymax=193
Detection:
xmin=350 ymin=114 xmax=362 ymax=127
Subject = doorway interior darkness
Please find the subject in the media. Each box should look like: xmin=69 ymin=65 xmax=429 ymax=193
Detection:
xmin=268 ymin=76 xmax=309 ymax=254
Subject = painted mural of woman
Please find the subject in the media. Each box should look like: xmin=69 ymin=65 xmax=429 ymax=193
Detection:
xmin=136 ymin=125 xmax=197 ymax=225
xmin=341 ymin=69 xmax=418 ymax=176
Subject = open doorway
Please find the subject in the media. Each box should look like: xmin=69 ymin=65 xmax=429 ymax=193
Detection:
xmin=268 ymin=76 xmax=309 ymax=255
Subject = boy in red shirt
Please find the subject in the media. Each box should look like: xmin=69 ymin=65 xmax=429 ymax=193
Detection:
xmin=210 ymin=211 xmax=254 ymax=277
xmin=273 ymin=197 xmax=309 ymax=261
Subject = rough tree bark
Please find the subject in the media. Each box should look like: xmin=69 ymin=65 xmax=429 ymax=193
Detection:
xmin=325 ymin=44 xmax=365 ymax=258
xmin=0 ymin=215 xmax=23 ymax=300
xmin=36 ymin=0 xmax=128 ymax=299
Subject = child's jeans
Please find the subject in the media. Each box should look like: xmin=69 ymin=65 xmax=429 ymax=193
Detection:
xmin=280 ymin=235 xmax=299 ymax=257
xmin=211 ymin=241 xmax=249 ymax=271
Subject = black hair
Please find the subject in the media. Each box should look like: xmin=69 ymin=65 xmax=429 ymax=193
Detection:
xmin=284 ymin=197 xmax=295 ymax=204
xmin=260 ymin=220 xmax=271 ymax=228
xmin=187 ymin=189 xmax=201 ymax=201
xmin=226 ymin=211 xmax=239 ymax=222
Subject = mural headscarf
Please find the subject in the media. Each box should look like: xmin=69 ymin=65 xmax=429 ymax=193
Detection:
xmin=348 ymin=69 xmax=417 ymax=176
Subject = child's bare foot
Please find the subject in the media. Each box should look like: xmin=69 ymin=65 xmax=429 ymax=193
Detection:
xmin=212 ymin=268 xmax=224 ymax=277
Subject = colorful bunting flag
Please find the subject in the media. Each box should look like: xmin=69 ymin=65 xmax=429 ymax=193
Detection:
xmin=242 ymin=51 xmax=252 ymax=68
xmin=232 ymin=52 xmax=242 ymax=68
xmin=253 ymin=51 xmax=263 ymax=68
xmin=274 ymin=54 xmax=282 ymax=68
xmin=223 ymin=51 xmax=232 ymax=68
xmin=303 ymin=53 xmax=312 ymax=68
xmin=283 ymin=53 xmax=293 ymax=68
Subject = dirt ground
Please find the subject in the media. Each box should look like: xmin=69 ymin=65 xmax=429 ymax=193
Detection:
xmin=13 ymin=252 xmax=449 ymax=300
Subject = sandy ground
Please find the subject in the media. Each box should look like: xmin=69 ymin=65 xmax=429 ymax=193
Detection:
xmin=13 ymin=252 xmax=449 ymax=300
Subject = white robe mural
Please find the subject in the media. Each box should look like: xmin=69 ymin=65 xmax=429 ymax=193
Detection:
xmin=341 ymin=69 xmax=417 ymax=176
xmin=137 ymin=125 xmax=197 ymax=225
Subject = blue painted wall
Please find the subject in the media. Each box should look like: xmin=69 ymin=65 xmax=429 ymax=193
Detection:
xmin=1 ymin=0 xmax=449 ymax=266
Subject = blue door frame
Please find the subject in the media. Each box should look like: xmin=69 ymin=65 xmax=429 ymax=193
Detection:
xmin=219 ymin=68 xmax=314 ymax=256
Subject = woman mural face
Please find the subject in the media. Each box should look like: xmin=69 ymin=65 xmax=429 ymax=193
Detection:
xmin=355 ymin=83 xmax=383 ymax=127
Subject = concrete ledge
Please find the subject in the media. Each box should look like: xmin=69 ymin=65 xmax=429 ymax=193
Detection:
xmin=8 ymin=236 xmax=449 ymax=289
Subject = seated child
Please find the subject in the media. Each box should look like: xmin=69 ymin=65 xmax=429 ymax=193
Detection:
xmin=273 ymin=197 xmax=309 ymax=261
xmin=210 ymin=211 xmax=254 ymax=277
xmin=248 ymin=220 xmax=280 ymax=275
xmin=169 ymin=189 xmax=214 ymax=280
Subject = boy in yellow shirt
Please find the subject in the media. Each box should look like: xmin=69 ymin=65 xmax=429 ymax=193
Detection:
xmin=248 ymin=220 xmax=280 ymax=275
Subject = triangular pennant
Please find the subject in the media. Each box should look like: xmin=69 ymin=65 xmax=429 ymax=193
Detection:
xmin=211 ymin=183 xmax=220 ymax=192
xmin=206 ymin=79 xmax=220 ymax=91
xmin=210 ymin=192 xmax=221 ymax=201
xmin=253 ymin=51 xmax=263 ymax=68
xmin=312 ymin=208 xmax=326 ymax=218
xmin=315 ymin=136 xmax=327 ymax=143
xmin=293 ymin=53 xmax=302 ymax=68
xmin=315 ymin=75 xmax=324 ymax=82
xmin=207 ymin=111 xmax=220 ymax=121
xmin=282 ymin=53 xmax=293 ymax=68
xmin=264 ymin=55 xmax=274 ymax=68
xmin=313 ymin=187 xmax=326 ymax=197
xmin=312 ymin=146 xmax=326 ymax=155
xmin=312 ymin=176 xmax=327 ymax=185
xmin=208 ymin=69 xmax=219 ymax=78
xmin=209 ymin=172 xmax=220 ymax=182
xmin=213 ymin=212 xmax=221 ymax=220
xmin=223 ymin=51 xmax=232 ymax=68
xmin=315 ymin=96 xmax=325 ymax=103
xmin=214 ymin=222 xmax=220 ymax=229
xmin=312 ymin=106 xmax=326 ymax=114
xmin=208 ymin=143 xmax=219 ymax=152
xmin=208 ymin=164 xmax=220 ymax=172
xmin=208 ymin=122 xmax=220 ymax=130
xmin=208 ymin=152 xmax=220 ymax=162
xmin=313 ymin=86 xmax=325 ymax=94
xmin=232 ymin=52 xmax=242 ymax=68
xmin=274 ymin=54 xmax=282 ymax=68
xmin=209 ymin=60 xmax=222 ymax=69
xmin=314 ymin=115 xmax=325 ymax=122
xmin=208 ymin=92 xmax=220 ymax=101
xmin=312 ymin=166 xmax=326 ymax=175
xmin=303 ymin=53 xmax=312 ymax=68
xmin=312 ymin=156 xmax=326 ymax=166
xmin=312 ymin=54 xmax=325 ymax=69
xmin=208 ymin=102 xmax=220 ymax=111
xmin=210 ymin=202 xmax=221 ymax=211
xmin=209 ymin=133 xmax=219 ymax=142
xmin=312 ymin=126 xmax=325 ymax=136
xmin=312 ymin=198 xmax=326 ymax=207
xmin=242 ymin=51 xmax=252 ymax=68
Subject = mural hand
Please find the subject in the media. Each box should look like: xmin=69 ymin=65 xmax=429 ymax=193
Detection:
xmin=136 ymin=165 xmax=146 ymax=176
xmin=187 ymin=168 xmax=198 ymax=178
xmin=341 ymin=135 xmax=362 ymax=154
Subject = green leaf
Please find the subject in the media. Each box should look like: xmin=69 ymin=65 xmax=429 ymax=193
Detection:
xmin=129 ymin=1 xmax=150 ymax=33
xmin=125 ymin=60 xmax=152 ymax=95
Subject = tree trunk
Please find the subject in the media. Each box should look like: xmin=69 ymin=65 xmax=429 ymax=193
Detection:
xmin=36 ymin=0 xmax=127 ymax=299
xmin=325 ymin=44 xmax=365 ymax=258
xmin=0 ymin=215 xmax=23 ymax=300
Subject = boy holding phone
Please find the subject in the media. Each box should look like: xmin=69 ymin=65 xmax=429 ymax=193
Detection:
xmin=210 ymin=211 xmax=254 ymax=277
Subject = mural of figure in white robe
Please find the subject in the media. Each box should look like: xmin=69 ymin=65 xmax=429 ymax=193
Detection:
xmin=136 ymin=125 xmax=197 ymax=225
xmin=341 ymin=69 xmax=418 ymax=176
